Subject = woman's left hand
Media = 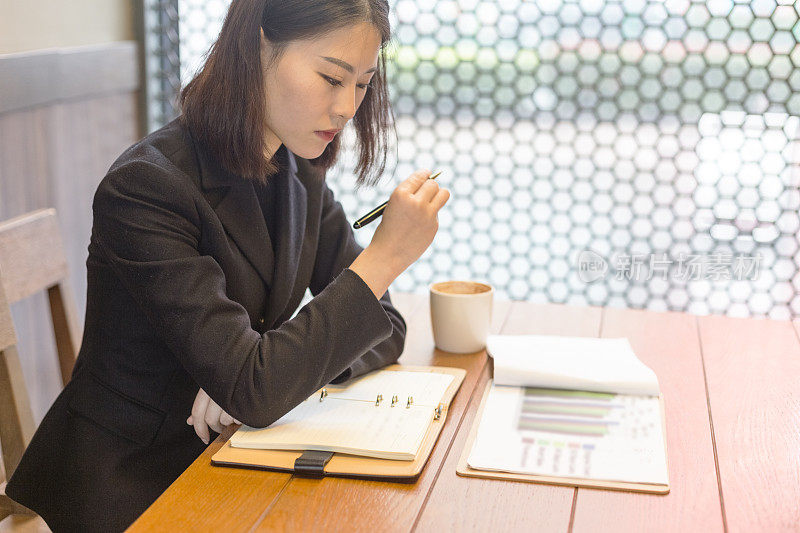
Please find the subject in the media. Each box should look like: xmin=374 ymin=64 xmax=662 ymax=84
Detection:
xmin=187 ymin=388 xmax=240 ymax=445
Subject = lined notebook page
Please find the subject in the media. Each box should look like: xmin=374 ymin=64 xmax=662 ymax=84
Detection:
xmin=324 ymin=370 xmax=455 ymax=406
xmin=232 ymin=399 xmax=433 ymax=459
xmin=230 ymin=370 xmax=455 ymax=460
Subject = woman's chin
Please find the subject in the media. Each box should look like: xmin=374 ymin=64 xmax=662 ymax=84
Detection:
xmin=286 ymin=141 xmax=326 ymax=160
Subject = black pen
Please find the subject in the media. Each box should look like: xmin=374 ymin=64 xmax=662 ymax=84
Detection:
xmin=353 ymin=171 xmax=442 ymax=229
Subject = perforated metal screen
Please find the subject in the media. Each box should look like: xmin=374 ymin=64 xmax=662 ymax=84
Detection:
xmin=144 ymin=0 xmax=800 ymax=318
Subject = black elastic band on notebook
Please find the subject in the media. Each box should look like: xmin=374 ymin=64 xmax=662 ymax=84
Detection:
xmin=293 ymin=450 xmax=334 ymax=477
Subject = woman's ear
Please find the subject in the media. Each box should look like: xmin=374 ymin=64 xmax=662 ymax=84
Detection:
xmin=260 ymin=30 xmax=269 ymax=66
xmin=259 ymin=27 xmax=268 ymax=53
xmin=259 ymin=28 xmax=277 ymax=69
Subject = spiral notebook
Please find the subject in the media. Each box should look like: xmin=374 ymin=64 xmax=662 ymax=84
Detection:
xmin=212 ymin=365 xmax=465 ymax=478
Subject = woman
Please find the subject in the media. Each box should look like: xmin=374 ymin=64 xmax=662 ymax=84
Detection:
xmin=6 ymin=1 xmax=449 ymax=530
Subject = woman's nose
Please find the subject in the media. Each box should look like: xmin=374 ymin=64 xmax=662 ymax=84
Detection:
xmin=332 ymin=86 xmax=357 ymax=121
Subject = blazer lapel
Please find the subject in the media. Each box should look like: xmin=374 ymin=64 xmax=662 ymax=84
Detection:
xmin=265 ymin=151 xmax=307 ymax=327
xmin=196 ymin=147 xmax=275 ymax=288
xmin=214 ymin=184 xmax=275 ymax=287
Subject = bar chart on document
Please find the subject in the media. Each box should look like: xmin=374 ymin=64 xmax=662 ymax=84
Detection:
xmin=515 ymin=388 xmax=665 ymax=482
xmin=467 ymin=384 xmax=669 ymax=485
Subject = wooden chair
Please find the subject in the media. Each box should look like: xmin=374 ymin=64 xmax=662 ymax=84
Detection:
xmin=0 ymin=209 xmax=81 ymax=527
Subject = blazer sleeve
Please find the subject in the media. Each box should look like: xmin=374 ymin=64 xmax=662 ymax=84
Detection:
xmin=308 ymin=182 xmax=407 ymax=383
xmin=92 ymin=160 xmax=396 ymax=428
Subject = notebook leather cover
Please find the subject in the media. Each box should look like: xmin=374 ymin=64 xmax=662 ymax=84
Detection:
xmin=212 ymin=365 xmax=466 ymax=479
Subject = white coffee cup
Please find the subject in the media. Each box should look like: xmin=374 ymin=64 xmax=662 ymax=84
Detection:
xmin=429 ymin=281 xmax=494 ymax=354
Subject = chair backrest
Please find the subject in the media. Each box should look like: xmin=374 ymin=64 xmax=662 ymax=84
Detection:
xmin=0 ymin=280 xmax=36 ymax=486
xmin=0 ymin=209 xmax=81 ymax=483
xmin=0 ymin=209 xmax=80 ymax=387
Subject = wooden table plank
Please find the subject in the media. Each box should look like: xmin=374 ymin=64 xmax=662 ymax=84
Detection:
xmin=699 ymin=315 xmax=800 ymax=531
xmin=414 ymin=302 xmax=603 ymax=533
xmin=572 ymin=308 xmax=724 ymax=533
xmin=251 ymin=295 xmax=513 ymax=532
xmin=127 ymin=423 xmax=289 ymax=532
xmin=130 ymin=292 xmax=428 ymax=532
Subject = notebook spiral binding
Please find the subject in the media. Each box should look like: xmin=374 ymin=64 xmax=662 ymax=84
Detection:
xmin=316 ymin=390 xmax=443 ymax=418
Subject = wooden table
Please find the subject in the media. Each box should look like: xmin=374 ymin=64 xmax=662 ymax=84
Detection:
xmin=129 ymin=294 xmax=800 ymax=532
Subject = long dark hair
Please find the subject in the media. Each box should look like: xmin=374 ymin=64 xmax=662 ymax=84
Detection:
xmin=181 ymin=0 xmax=392 ymax=185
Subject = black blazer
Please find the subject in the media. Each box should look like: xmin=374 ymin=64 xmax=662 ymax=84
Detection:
xmin=7 ymin=120 xmax=406 ymax=532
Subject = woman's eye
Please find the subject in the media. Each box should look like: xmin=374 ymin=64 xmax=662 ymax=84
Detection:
xmin=320 ymin=73 xmax=370 ymax=90
xmin=322 ymin=75 xmax=343 ymax=87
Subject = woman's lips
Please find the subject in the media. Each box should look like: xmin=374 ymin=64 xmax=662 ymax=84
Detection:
xmin=315 ymin=130 xmax=339 ymax=142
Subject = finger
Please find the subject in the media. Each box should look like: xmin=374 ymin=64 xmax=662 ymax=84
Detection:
xmin=204 ymin=401 xmax=225 ymax=434
xmin=194 ymin=417 xmax=209 ymax=445
xmin=191 ymin=390 xmax=211 ymax=444
xmin=414 ymin=178 xmax=440 ymax=202
xmin=191 ymin=389 xmax=210 ymax=422
xmin=430 ymin=187 xmax=451 ymax=211
xmin=219 ymin=411 xmax=234 ymax=427
xmin=222 ymin=413 xmax=241 ymax=427
xmin=397 ymin=169 xmax=432 ymax=194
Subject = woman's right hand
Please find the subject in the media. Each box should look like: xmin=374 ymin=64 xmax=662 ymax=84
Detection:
xmin=368 ymin=169 xmax=450 ymax=274
xmin=187 ymin=388 xmax=240 ymax=445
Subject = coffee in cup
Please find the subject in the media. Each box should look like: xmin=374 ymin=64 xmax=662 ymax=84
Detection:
xmin=429 ymin=281 xmax=493 ymax=354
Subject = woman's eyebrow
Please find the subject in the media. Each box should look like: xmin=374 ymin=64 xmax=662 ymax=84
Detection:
xmin=320 ymin=56 xmax=377 ymax=74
